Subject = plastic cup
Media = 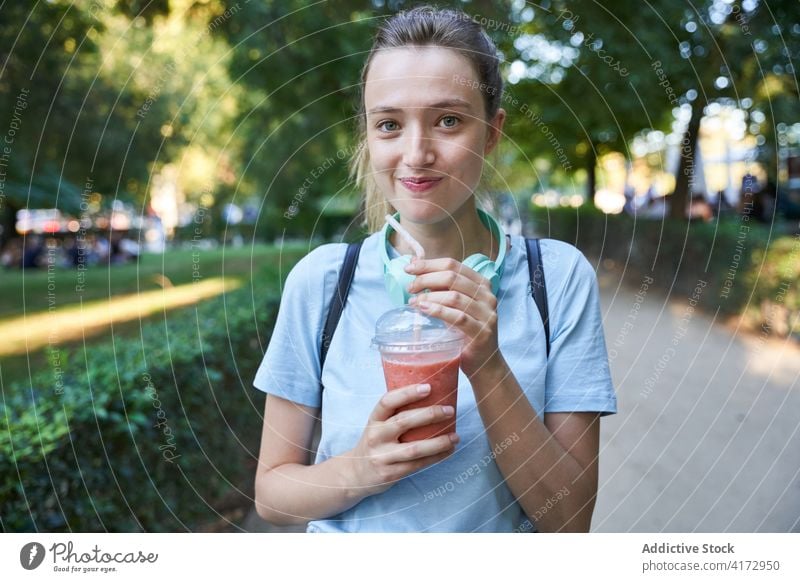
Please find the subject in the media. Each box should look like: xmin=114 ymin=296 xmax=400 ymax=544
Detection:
xmin=372 ymin=307 xmax=463 ymax=442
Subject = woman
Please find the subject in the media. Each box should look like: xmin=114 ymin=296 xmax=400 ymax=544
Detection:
xmin=253 ymin=6 xmax=616 ymax=533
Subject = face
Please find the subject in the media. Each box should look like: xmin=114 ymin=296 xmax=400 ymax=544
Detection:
xmin=364 ymin=46 xmax=505 ymax=226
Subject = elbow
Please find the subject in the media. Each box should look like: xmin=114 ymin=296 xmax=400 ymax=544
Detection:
xmin=527 ymin=489 xmax=596 ymax=533
xmin=254 ymin=472 xmax=306 ymax=527
xmin=558 ymin=492 xmax=596 ymax=532
xmin=253 ymin=495 xmax=302 ymax=527
xmin=557 ymin=511 xmax=593 ymax=533
xmin=530 ymin=510 xmax=592 ymax=533
xmin=253 ymin=495 xmax=279 ymax=524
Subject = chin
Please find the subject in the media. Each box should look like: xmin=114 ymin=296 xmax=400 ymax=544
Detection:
xmin=390 ymin=201 xmax=453 ymax=225
xmin=396 ymin=196 xmax=476 ymax=225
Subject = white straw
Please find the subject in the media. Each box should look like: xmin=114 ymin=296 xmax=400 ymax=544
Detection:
xmin=385 ymin=215 xmax=426 ymax=338
xmin=385 ymin=214 xmax=425 ymax=260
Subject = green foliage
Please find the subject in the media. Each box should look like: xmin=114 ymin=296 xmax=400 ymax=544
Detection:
xmin=3 ymin=0 xmax=798 ymax=242
xmin=534 ymin=206 xmax=798 ymax=336
xmin=0 ymin=250 xmax=306 ymax=532
xmin=214 ymin=0 xmax=375 ymax=237
xmin=504 ymin=0 xmax=800 ymax=200
xmin=0 ymin=1 xmax=243 ymax=248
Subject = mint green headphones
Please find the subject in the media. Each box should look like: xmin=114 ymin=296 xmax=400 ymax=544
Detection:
xmin=379 ymin=208 xmax=508 ymax=305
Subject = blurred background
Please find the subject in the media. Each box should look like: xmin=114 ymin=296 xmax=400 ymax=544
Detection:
xmin=1 ymin=0 xmax=798 ymax=533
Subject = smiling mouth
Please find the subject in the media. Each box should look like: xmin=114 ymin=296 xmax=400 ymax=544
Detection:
xmin=398 ymin=177 xmax=443 ymax=193
xmin=399 ymin=177 xmax=442 ymax=184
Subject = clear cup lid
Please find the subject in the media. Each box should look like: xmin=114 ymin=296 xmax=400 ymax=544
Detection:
xmin=371 ymin=306 xmax=463 ymax=352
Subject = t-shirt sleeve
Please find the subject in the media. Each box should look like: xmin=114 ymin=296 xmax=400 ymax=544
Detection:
xmin=252 ymin=244 xmax=346 ymax=408
xmin=542 ymin=241 xmax=617 ymax=416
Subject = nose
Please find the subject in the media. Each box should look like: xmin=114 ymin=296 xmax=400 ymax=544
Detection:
xmin=402 ymin=126 xmax=435 ymax=167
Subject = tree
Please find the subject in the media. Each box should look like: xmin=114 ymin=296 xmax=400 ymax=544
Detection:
xmin=0 ymin=0 xmax=99 ymax=247
xmin=650 ymin=0 xmax=800 ymax=219
xmin=498 ymin=1 xmax=676 ymax=203
xmin=499 ymin=0 xmax=800 ymax=219
xmin=214 ymin=0 xmax=510 ymax=237
xmin=0 ymin=0 xmax=241 ymax=248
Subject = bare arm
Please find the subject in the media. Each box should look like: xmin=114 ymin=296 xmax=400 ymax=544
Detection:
xmin=254 ymin=395 xmax=364 ymax=525
xmin=254 ymin=387 xmax=458 ymax=526
xmin=470 ymin=355 xmax=600 ymax=532
xmin=404 ymin=256 xmax=605 ymax=532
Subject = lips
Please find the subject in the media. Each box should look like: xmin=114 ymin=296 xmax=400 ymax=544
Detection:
xmin=399 ymin=176 xmax=442 ymax=193
xmin=400 ymin=177 xmax=441 ymax=184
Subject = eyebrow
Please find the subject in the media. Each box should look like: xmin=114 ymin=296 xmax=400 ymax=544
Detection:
xmin=367 ymin=98 xmax=473 ymax=115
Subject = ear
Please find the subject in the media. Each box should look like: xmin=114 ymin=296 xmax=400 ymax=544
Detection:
xmin=484 ymin=108 xmax=506 ymax=155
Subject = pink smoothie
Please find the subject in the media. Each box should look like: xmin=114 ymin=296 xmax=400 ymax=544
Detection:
xmin=381 ymin=353 xmax=460 ymax=442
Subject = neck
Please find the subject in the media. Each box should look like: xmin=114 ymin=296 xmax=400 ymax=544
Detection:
xmin=390 ymin=201 xmax=499 ymax=261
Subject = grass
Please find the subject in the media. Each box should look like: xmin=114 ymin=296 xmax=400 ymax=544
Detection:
xmin=0 ymin=242 xmax=310 ymax=386
xmin=0 ymin=277 xmax=243 ymax=356
xmin=0 ymin=244 xmax=307 ymax=318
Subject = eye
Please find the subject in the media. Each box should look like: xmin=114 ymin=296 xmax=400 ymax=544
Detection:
xmin=439 ymin=115 xmax=460 ymax=128
xmin=377 ymin=120 xmax=399 ymax=132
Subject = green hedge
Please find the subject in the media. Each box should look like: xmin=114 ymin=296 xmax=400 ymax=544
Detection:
xmin=1 ymin=251 xmax=305 ymax=532
xmin=533 ymin=206 xmax=799 ymax=337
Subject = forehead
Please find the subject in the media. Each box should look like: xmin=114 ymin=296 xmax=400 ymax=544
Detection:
xmin=364 ymin=46 xmax=483 ymax=112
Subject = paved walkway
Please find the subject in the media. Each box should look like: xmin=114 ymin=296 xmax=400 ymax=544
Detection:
xmin=243 ymin=265 xmax=800 ymax=533
xmin=592 ymin=267 xmax=800 ymax=532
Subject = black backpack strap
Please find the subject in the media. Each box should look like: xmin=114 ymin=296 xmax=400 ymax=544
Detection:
xmin=525 ymin=238 xmax=551 ymax=358
xmin=320 ymin=242 xmax=362 ymax=387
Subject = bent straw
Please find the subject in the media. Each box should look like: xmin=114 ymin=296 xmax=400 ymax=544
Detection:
xmin=385 ymin=214 xmax=425 ymax=260
xmin=384 ymin=214 xmax=425 ymax=344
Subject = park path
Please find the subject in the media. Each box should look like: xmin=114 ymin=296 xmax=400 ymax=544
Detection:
xmin=241 ymin=264 xmax=800 ymax=533
xmin=592 ymin=266 xmax=800 ymax=532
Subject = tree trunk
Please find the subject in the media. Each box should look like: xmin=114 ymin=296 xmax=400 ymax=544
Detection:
xmin=0 ymin=201 xmax=18 ymax=251
xmin=671 ymin=98 xmax=705 ymax=220
xmin=586 ymin=145 xmax=597 ymax=203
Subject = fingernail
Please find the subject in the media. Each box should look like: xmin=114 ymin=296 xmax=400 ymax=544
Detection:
xmin=449 ymin=433 xmax=460 ymax=443
xmin=408 ymin=295 xmax=417 ymax=305
xmin=417 ymin=384 xmax=431 ymax=394
xmin=442 ymin=405 xmax=455 ymax=416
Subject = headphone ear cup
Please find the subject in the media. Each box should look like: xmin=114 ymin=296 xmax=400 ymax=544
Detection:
xmin=462 ymin=254 xmax=488 ymax=271
xmin=463 ymin=254 xmax=500 ymax=294
xmin=385 ymin=255 xmax=415 ymax=305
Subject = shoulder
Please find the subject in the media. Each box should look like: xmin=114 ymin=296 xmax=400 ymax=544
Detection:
xmin=281 ymin=237 xmax=381 ymax=300
xmin=275 ymin=243 xmax=349 ymax=309
xmin=536 ymin=238 xmax=596 ymax=285
xmin=284 ymin=242 xmax=349 ymax=288
xmin=512 ymin=237 xmax=594 ymax=281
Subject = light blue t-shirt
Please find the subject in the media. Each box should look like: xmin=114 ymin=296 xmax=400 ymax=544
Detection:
xmin=253 ymin=232 xmax=617 ymax=532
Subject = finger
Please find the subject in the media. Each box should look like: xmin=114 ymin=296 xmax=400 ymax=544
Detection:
xmin=407 ymin=270 xmax=487 ymax=298
xmin=414 ymin=300 xmax=483 ymax=334
xmin=409 ymin=289 xmax=480 ymax=313
xmin=369 ymin=383 xmax=431 ymax=423
xmin=361 ymin=448 xmax=456 ymax=490
xmin=386 ymin=432 xmax=459 ymax=465
xmin=405 ymin=258 xmax=486 ymax=286
xmin=385 ymin=404 xmax=456 ymax=441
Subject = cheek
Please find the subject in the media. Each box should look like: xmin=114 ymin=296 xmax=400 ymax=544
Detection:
xmin=448 ymin=129 xmax=485 ymax=157
xmin=367 ymin=140 xmax=396 ymax=172
xmin=448 ymin=137 xmax=486 ymax=174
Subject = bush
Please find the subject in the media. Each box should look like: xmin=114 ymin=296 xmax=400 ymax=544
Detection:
xmin=533 ymin=205 xmax=798 ymax=336
xmin=1 ymin=252 xmax=304 ymax=531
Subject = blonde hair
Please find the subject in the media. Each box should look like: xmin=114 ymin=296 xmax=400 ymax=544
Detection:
xmin=350 ymin=6 xmax=504 ymax=232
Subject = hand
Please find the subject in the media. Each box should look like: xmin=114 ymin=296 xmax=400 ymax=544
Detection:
xmin=405 ymin=258 xmax=501 ymax=379
xmin=345 ymin=383 xmax=459 ymax=497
